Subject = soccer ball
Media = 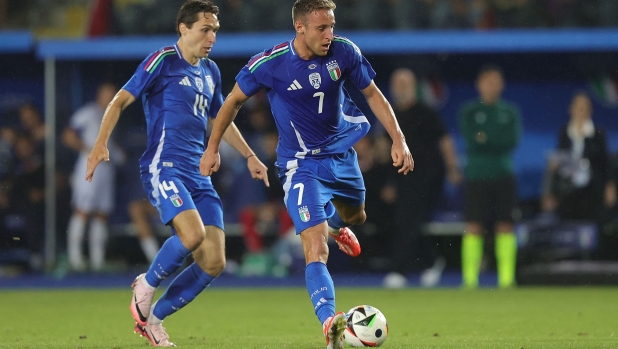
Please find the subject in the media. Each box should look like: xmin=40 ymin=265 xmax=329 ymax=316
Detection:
xmin=343 ymin=305 xmax=388 ymax=347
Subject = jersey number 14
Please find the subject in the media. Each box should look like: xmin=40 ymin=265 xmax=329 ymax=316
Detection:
xmin=193 ymin=94 xmax=208 ymax=117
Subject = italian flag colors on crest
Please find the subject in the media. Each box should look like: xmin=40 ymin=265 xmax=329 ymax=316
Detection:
xmin=327 ymin=61 xmax=341 ymax=81
xmin=170 ymin=194 xmax=183 ymax=208
xmin=298 ymin=206 xmax=310 ymax=222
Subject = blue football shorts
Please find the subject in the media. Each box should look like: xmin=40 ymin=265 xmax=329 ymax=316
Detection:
xmin=141 ymin=167 xmax=224 ymax=231
xmin=277 ymin=148 xmax=366 ymax=235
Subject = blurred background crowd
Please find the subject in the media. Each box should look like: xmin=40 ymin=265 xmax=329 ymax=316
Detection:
xmin=2 ymin=0 xmax=618 ymax=36
xmin=1 ymin=0 xmax=618 ymax=287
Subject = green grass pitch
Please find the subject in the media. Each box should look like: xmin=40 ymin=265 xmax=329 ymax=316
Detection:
xmin=0 ymin=287 xmax=616 ymax=348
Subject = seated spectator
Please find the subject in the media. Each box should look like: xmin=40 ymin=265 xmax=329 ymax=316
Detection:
xmin=18 ymin=103 xmax=45 ymax=154
xmin=544 ymin=0 xmax=598 ymax=28
xmin=220 ymin=0 xmax=257 ymax=32
xmin=0 ymin=126 xmax=17 ymax=180
xmin=8 ymin=134 xmax=45 ymax=257
xmin=489 ymin=0 xmax=546 ymax=28
xmin=542 ymin=92 xmax=616 ymax=222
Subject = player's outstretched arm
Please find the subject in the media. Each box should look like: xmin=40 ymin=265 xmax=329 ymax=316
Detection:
xmin=86 ymin=89 xmax=135 ymax=182
xmin=361 ymin=81 xmax=414 ymax=175
xmin=201 ymin=83 xmax=251 ymax=176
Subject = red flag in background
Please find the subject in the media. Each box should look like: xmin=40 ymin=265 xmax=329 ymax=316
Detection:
xmin=87 ymin=0 xmax=112 ymax=36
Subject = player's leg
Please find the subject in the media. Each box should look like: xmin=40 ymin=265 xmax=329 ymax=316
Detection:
xmin=493 ymin=176 xmax=517 ymax=288
xmin=148 ymin=186 xmax=225 ymax=324
xmin=149 ymin=225 xmax=224 ymax=323
xmin=301 ymin=223 xmax=346 ymax=349
xmin=131 ymin=174 xmax=203 ymax=326
xmin=281 ymin=162 xmax=345 ymax=349
xmin=330 ymin=201 xmax=366 ymax=226
xmin=326 ymin=149 xmax=365 ymax=257
xmin=132 ymin=209 xmax=204 ymax=319
xmin=462 ymin=180 xmax=488 ymax=288
xmin=138 ymin=225 xmax=223 ymax=347
xmin=327 ymin=201 xmax=363 ymax=257
xmin=136 ymin=186 xmax=224 ymax=347
xmin=132 ymin=209 xmax=203 ymax=347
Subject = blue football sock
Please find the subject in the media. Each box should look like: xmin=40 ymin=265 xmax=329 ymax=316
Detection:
xmin=305 ymin=262 xmax=336 ymax=324
xmin=145 ymin=235 xmax=192 ymax=288
xmin=327 ymin=211 xmax=350 ymax=230
xmin=152 ymin=262 xmax=215 ymax=320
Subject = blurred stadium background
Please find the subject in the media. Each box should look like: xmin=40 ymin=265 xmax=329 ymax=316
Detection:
xmin=1 ymin=0 xmax=618 ymax=289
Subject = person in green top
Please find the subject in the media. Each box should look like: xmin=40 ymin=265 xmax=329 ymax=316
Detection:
xmin=458 ymin=65 xmax=522 ymax=288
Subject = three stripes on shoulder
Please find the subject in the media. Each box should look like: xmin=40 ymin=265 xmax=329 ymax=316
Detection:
xmin=179 ymin=76 xmax=191 ymax=86
xmin=287 ymin=79 xmax=302 ymax=91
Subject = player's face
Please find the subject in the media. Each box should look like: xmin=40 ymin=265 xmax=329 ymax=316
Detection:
xmin=476 ymin=71 xmax=504 ymax=103
xmin=298 ymin=9 xmax=335 ymax=57
xmin=181 ymin=12 xmax=220 ymax=59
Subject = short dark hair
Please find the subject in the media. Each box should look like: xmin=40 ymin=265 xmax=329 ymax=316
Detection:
xmin=292 ymin=0 xmax=336 ymax=25
xmin=176 ymin=0 xmax=219 ymax=37
xmin=477 ymin=64 xmax=503 ymax=80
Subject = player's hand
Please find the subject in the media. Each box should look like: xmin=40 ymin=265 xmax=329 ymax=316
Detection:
xmin=392 ymin=140 xmax=414 ymax=175
xmin=86 ymin=142 xmax=110 ymax=182
xmin=247 ymin=155 xmax=269 ymax=187
xmin=200 ymin=148 xmax=220 ymax=176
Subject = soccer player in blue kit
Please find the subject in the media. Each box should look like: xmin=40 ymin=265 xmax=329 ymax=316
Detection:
xmin=201 ymin=1 xmax=414 ymax=348
xmin=86 ymin=1 xmax=268 ymax=347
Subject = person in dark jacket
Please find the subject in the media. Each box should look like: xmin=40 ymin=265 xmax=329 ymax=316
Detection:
xmin=542 ymin=92 xmax=616 ymax=221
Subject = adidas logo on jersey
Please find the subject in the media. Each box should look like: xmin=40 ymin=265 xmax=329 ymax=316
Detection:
xmin=287 ymin=80 xmax=303 ymax=90
xmin=179 ymin=76 xmax=191 ymax=87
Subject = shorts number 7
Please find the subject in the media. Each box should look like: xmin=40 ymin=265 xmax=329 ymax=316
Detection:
xmin=293 ymin=183 xmax=304 ymax=206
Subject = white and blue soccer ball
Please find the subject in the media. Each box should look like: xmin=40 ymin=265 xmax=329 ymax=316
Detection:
xmin=343 ymin=305 xmax=388 ymax=347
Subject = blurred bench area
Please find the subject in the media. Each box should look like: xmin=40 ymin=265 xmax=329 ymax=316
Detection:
xmin=1 ymin=0 xmax=618 ymax=285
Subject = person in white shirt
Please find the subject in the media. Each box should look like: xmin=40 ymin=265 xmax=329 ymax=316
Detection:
xmin=62 ymin=82 xmax=125 ymax=271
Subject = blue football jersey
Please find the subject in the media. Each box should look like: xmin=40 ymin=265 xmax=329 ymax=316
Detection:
xmin=236 ymin=36 xmax=376 ymax=161
xmin=123 ymin=45 xmax=224 ymax=174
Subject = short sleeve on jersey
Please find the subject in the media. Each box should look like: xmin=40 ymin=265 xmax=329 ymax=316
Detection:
xmin=236 ymin=65 xmax=262 ymax=97
xmin=236 ymin=47 xmax=280 ymax=97
xmin=123 ymin=48 xmax=173 ymax=98
xmin=336 ymin=37 xmax=376 ymax=90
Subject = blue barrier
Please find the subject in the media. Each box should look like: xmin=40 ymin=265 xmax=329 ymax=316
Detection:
xmin=34 ymin=29 xmax=618 ymax=60
xmin=0 ymin=31 xmax=34 ymax=53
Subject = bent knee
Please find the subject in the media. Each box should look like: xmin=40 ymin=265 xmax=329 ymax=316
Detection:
xmin=204 ymin=258 xmax=226 ymax=276
xmin=346 ymin=210 xmax=366 ymax=225
xmin=181 ymin=228 xmax=206 ymax=251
